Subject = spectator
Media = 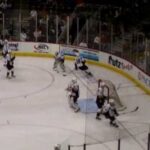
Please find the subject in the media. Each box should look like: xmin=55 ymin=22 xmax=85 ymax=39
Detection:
xmin=0 ymin=0 xmax=7 ymax=12
xmin=0 ymin=35 xmax=3 ymax=51
xmin=79 ymin=39 xmax=88 ymax=47
xmin=30 ymin=6 xmax=37 ymax=20
xmin=93 ymin=35 xmax=100 ymax=49
xmin=20 ymin=29 xmax=27 ymax=41
xmin=33 ymin=28 xmax=42 ymax=41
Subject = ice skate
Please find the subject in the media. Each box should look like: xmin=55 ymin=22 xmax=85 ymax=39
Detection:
xmin=6 ymin=72 xmax=11 ymax=79
xmin=110 ymin=122 xmax=119 ymax=128
xmin=6 ymin=75 xmax=11 ymax=79
xmin=11 ymin=71 xmax=15 ymax=78
xmin=53 ymin=68 xmax=59 ymax=73
xmin=74 ymin=107 xmax=80 ymax=113
xmin=96 ymin=116 xmax=101 ymax=120
xmin=11 ymin=74 xmax=16 ymax=78
xmin=62 ymin=71 xmax=67 ymax=76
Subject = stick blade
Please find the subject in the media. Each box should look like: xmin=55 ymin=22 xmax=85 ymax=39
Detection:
xmin=134 ymin=106 xmax=139 ymax=112
xmin=120 ymin=106 xmax=139 ymax=115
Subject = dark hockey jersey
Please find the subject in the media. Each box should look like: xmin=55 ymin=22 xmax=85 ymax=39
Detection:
xmin=6 ymin=56 xmax=15 ymax=70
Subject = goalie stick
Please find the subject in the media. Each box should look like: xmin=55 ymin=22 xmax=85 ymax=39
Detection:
xmin=119 ymin=106 xmax=139 ymax=115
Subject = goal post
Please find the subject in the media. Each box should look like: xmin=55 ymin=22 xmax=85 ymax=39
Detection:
xmin=98 ymin=78 xmax=126 ymax=111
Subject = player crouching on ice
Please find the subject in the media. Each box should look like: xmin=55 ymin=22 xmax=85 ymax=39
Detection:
xmin=5 ymin=50 xmax=16 ymax=79
xmin=102 ymin=99 xmax=119 ymax=128
xmin=74 ymin=53 xmax=92 ymax=76
xmin=66 ymin=78 xmax=80 ymax=112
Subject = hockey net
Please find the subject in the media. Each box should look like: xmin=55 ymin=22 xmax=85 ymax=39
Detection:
xmin=70 ymin=65 xmax=126 ymax=113
xmin=98 ymin=79 xmax=126 ymax=111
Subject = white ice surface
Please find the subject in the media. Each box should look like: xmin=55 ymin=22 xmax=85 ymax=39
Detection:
xmin=0 ymin=57 xmax=149 ymax=150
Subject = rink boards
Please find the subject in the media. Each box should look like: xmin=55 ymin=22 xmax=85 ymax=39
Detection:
xmin=7 ymin=41 xmax=150 ymax=95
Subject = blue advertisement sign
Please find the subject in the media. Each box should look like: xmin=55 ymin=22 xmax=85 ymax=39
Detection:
xmin=61 ymin=47 xmax=99 ymax=61
xmin=80 ymin=51 xmax=99 ymax=61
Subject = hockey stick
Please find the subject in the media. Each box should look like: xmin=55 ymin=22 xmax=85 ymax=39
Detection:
xmin=119 ymin=106 xmax=139 ymax=115
xmin=116 ymin=83 xmax=122 ymax=90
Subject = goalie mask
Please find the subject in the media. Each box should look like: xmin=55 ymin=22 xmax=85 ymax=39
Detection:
xmin=72 ymin=77 xmax=77 ymax=84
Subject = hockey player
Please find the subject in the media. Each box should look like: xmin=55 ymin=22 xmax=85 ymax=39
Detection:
xmin=53 ymin=51 xmax=66 ymax=74
xmin=66 ymin=77 xmax=80 ymax=112
xmin=74 ymin=54 xmax=87 ymax=70
xmin=2 ymin=39 xmax=10 ymax=57
xmin=98 ymin=79 xmax=106 ymax=88
xmin=54 ymin=144 xmax=61 ymax=150
xmin=74 ymin=53 xmax=81 ymax=70
xmin=102 ymin=99 xmax=119 ymax=128
xmin=98 ymin=79 xmax=109 ymax=96
xmin=74 ymin=54 xmax=92 ymax=76
xmin=78 ymin=57 xmax=88 ymax=71
xmin=2 ymin=39 xmax=12 ymax=66
xmin=53 ymin=51 xmax=59 ymax=70
xmin=5 ymin=50 xmax=15 ymax=79
xmin=59 ymin=51 xmax=65 ymax=73
xmin=96 ymin=87 xmax=107 ymax=120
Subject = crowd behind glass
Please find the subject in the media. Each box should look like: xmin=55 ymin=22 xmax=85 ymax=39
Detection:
xmin=0 ymin=0 xmax=150 ymax=74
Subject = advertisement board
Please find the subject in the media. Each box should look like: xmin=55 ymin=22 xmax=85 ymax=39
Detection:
xmin=8 ymin=42 xmax=19 ymax=51
xmin=33 ymin=43 xmax=50 ymax=53
xmin=10 ymin=42 xmax=59 ymax=54
xmin=108 ymin=55 xmax=133 ymax=71
xmin=9 ymin=42 xmax=150 ymax=91
xmin=106 ymin=54 xmax=150 ymax=89
xmin=138 ymin=70 xmax=150 ymax=88
xmin=60 ymin=45 xmax=99 ymax=61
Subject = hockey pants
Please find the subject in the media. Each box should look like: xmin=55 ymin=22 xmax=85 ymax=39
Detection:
xmin=68 ymin=96 xmax=80 ymax=112
xmin=59 ymin=62 xmax=65 ymax=72
xmin=53 ymin=60 xmax=59 ymax=69
xmin=7 ymin=68 xmax=14 ymax=78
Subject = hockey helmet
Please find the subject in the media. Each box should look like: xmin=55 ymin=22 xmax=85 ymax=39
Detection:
xmin=98 ymin=87 xmax=103 ymax=92
xmin=4 ymin=39 xmax=8 ymax=44
xmin=100 ymin=81 xmax=106 ymax=87
xmin=8 ymin=49 xmax=11 ymax=53
xmin=54 ymin=144 xmax=61 ymax=150
xmin=99 ymin=79 xmax=102 ymax=82
xmin=55 ymin=51 xmax=59 ymax=55
xmin=109 ymin=99 xmax=115 ymax=105
xmin=72 ymin=77 xmax=77 ymax=83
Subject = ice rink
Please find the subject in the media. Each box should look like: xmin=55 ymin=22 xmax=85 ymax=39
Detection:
xmin=0 ymin=56 xmax=150 ymax=150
